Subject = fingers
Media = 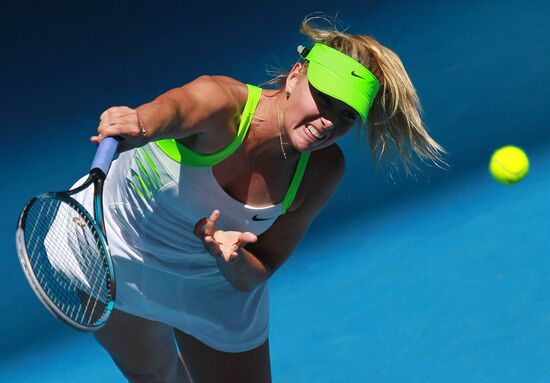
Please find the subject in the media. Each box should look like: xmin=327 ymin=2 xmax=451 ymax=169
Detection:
xmin=193 ymin=217 xmax=208 ymax=238
xmin=90 ymin=135 xmax=101 ymax=144
xmin=98 ymin=106 xmax=135 ymax=136
xmin=193 ymin=211 xmax=220 ymax=241
xmin=93 ymin=106 xmax=146 ymax=151
xmin=213 ymin=230 xmax=240 ymax=245
xmin=204 ymin=210 xmax=220 ymax=236
xmin=203 ymin=235 xmax=222 ymax=257
xmin=193 ymin=211 xmax=248 ymax=263
xmin=203 ymin=210 xmax=224 ymax=257
xmin=237 ymin=232 xmax=258 ymax=245
xmin=193 ymin=211 xmax=222 ymax=256
xmin=214 ymin=240 xmax=239 ymax=263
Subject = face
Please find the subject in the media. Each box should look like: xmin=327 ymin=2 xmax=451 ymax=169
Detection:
xmin=282 ymin=62 xmax=359 ymax=152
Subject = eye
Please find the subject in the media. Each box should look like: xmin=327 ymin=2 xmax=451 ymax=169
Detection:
xmin=314 ymin=89 xmax=332 ymax=105
xmin=319 ymin=93 xmax=332 ymax=105
xmin=341 ymin=109 xmax=356 ymax=120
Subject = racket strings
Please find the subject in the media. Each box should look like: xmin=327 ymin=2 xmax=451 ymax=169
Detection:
xmin=27 ymin=199 xmax=108 ymax=325
xmin=24 ymin=196 xmax=111 ymax=326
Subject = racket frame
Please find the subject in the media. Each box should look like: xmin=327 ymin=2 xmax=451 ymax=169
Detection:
xmin=15 ymin=164 xmax=117 ymax=331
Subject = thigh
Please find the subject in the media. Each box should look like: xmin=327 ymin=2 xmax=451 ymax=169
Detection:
xmin=94 ymin=308 xmax=188 ymax=382
xmin=174 ymin=329 xmax=271 ymax=383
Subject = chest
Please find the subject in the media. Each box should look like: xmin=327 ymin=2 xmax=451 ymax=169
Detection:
xmin=178 ymin=130 xmax=306 ymax=210
xmin=211 ymin=149 xmax=296 ymax=207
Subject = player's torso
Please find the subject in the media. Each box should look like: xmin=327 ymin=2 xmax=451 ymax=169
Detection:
xmin=103 ymin=143 xmax=282 ymax=264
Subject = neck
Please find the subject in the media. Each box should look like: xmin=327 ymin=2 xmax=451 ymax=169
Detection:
xmin=245 ymin=89 xmax=298 ymax=161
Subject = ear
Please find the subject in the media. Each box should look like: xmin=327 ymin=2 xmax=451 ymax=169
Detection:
xmin=285 ymin=62 xmax=305 ymax=94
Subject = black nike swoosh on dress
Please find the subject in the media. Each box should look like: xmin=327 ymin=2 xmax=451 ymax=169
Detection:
xmin=251 ymin=214 xmax=275 ymax=221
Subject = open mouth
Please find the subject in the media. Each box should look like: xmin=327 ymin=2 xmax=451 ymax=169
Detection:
xmin=305 ymin=125 xmax=326 ymax=141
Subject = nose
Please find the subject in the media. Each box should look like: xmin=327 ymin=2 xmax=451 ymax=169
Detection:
xmin=320 ymin=116 xmax=335 ymax=132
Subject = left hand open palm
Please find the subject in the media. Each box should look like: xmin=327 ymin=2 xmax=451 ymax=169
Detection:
xmin=194 ymin=210 xmax=257 ymax=262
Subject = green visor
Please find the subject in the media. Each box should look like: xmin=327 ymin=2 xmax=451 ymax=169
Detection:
xmin=299 ymin=43 xmax=380 ymax=123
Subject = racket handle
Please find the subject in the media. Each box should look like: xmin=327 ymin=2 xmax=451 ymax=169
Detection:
xmin=91 ymin=137 xmax=120 ymax=175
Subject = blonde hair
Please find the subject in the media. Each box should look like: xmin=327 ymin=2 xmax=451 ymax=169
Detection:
xmin=266 ymin=15 xmax=447 ymax=176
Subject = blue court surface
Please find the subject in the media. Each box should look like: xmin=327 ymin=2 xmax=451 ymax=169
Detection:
xmin=2 ymin=147 xmax=549 ymax=382
xmin=1 ymin=1 xmax=548 ymax=382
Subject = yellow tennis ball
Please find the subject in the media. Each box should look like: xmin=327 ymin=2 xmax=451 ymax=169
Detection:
xmin=489 ymin=146 xmax=529 ymax=185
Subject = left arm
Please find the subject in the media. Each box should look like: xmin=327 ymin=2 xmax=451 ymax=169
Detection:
xmin=215 ymin=246 xmax=270 ymax=292
xmin=209 ymin=145 xmax=345 ymax=291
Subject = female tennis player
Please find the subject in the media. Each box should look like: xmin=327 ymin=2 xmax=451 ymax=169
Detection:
xmin=82 ymin=17 xmax=445 ymax=383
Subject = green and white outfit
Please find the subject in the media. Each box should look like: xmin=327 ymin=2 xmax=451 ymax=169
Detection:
xmin=72 ymin=85 xmax=310 ymax=352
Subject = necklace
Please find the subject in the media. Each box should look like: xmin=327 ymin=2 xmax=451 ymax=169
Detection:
xmin=277 ymin=108 xmax=287 ymax=160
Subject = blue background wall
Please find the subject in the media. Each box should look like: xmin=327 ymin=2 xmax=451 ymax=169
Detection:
xmin=1 ymin=1 xmax=548 ymax=381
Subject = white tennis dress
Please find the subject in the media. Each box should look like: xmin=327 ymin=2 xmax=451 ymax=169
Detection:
xmin=72 ymin=85 xmax=310 ymax=352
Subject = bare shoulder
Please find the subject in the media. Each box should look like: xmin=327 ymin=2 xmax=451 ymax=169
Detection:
xmin=309 ymin=143 xmax=346 ymax=179
xmin=153 ymin=75 xmax=248 ymax=136
xmin=303 ymin=143 xmax=346 ymax=205
xmin=180 ymin=75 xmax=247 ymax=117
xmin=289 ymin=144 xmax=346 ymax=213
xmin=187 ymin=75 xmax=247 ymax=105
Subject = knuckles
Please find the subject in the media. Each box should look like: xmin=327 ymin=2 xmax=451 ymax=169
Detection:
xmin=100 ymin=106 xmax=137 ymax=122
xmin=98 ymin=106 xmax=141 ymax=137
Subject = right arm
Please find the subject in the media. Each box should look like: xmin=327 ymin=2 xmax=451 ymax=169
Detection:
xmin=93 ymin=75 xmax=244 ymax=152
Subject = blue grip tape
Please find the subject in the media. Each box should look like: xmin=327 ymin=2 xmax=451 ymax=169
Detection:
xmin=91 ymin=137 xmax=120 ymax=175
